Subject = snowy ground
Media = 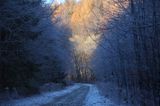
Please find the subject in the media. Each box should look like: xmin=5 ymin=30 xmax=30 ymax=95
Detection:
xmin=85 ymin=84 xmax=116 ymax=106
xmin=0 ymin=84 xmax=81 ymax=106
xmin=1 ymin=84 xmax=117 ymax=106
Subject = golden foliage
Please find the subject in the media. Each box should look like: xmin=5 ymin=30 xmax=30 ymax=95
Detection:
xmin=71 ymin=0 xmax=94 ymax=26
xmin=51 ymin=0 xmax=129 ymax=54
xmin=52 ymin=0 xmax=129 ymax=28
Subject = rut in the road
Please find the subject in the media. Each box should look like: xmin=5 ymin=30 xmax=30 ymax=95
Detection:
xmin=42 ymin=86 xmax=89 ymax=106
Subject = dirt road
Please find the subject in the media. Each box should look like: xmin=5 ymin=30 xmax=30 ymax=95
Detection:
xmin=1 ymin=84 xmax=116 ymax=106
xmin=42 ymin=86 xmax=89 ymax=106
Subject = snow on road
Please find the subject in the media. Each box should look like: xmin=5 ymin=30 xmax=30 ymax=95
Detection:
xmin=1 ymin=84 xmax=117 ymax=106
xmin=85 ymin=84 xmax=116 ymax=106
xmin=1 ymin=84 xmax=80 ymax=106
xmin=42 ymin=85 xmax=89 ymax=106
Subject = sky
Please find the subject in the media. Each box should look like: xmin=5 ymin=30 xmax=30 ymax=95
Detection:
xmin=44 ymin=0 xmax=65 ymax=4
xmin=44 ymin=0 xmax=80 ymax=4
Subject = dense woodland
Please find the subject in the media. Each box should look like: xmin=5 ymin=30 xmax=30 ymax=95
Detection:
xmin=0 ymin=0 xmax=160 ymax=106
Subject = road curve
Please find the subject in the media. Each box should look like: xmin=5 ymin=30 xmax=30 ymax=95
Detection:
xmin=42 ymin=85 xmax=89 ymax=106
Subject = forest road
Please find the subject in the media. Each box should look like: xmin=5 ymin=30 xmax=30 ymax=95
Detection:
xmin=1 ymin=84 xmax=115 ymax=106
xmin=41 ymin=84 xmax=90 ymax=106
